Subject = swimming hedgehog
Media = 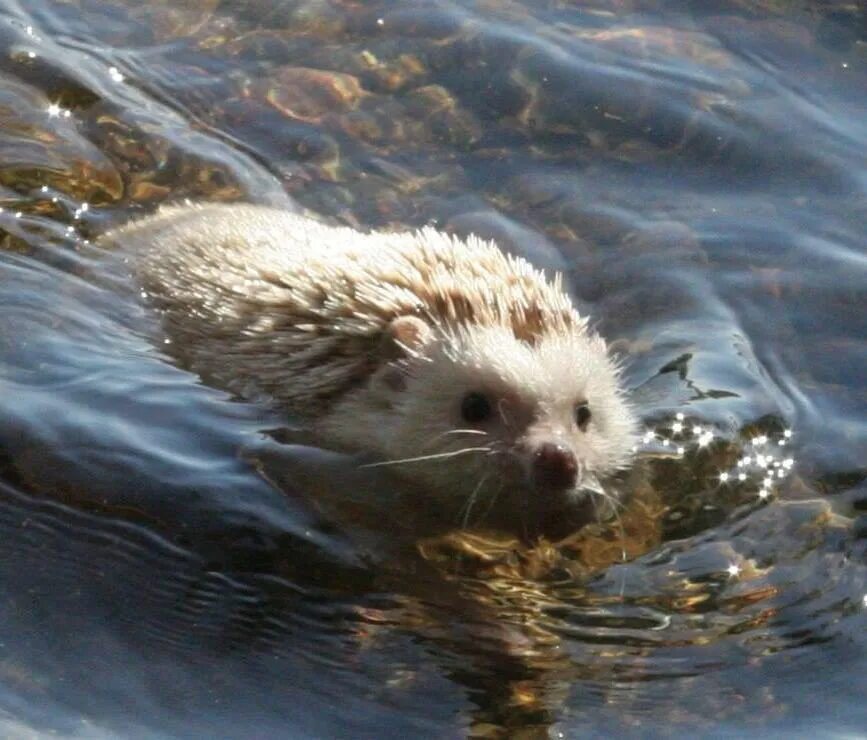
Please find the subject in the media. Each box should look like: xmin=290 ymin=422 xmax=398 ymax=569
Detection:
xmin=101 ymin=202 xmax=637 ymax=537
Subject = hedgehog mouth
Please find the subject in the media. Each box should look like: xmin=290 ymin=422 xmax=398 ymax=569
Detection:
xmin=450 ymin=460 xmax=616 ymax=541
xmin=518 ymin=470 xmax=617 ymax=541
xmin=527 ymin=474 xmax=600 ymax=509
xmin=452 ymin=450 xmax=617 ymax=539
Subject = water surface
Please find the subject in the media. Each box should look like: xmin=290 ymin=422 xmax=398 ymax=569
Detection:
xmin=0 ymin=1 xmax=865 ymax=737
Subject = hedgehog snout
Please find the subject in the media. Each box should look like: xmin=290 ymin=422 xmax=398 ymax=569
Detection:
xmin=531 ymin=441 xmax=578 ymax=492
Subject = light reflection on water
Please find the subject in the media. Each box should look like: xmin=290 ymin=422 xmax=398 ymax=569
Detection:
xmin=0 ymin=0 xmax=865 ymax=737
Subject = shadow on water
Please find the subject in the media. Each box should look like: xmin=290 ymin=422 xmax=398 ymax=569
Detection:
xmin=0 ymin=0 xmax=865 ymax=737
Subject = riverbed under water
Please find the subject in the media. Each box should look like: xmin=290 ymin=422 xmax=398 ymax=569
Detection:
xmin=0 ymin=0 xmax=865 ymax=737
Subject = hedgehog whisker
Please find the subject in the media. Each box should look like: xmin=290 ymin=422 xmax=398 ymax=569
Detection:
xmin=585 ymin=484 xmax=628 ymax=565
xmin=360 ymin=446 xmax=492 ymax=469
xmin=496 ymin=398 xmax=514 ymax=429
xmin=436 ymin=428 xmax=490 ymax=439
xmin=588 ymin=491 xmax=603 ymax=528
xmin=475 ymin=480 xmax=505 ymax=526
xmin=581 ymin=474 xmax=625 ymax=512
xmin=481 ymin=441 xmax=509 ymax=460
xmin=591 ymin=488 xmax=626 ymax=515
xmin=611 ymin=502 xmax=628 ymax=564
xmin=459 ymin=473 xmax=490 ymax=529
xmin=421 ymin=428 xmax=489 ymax=453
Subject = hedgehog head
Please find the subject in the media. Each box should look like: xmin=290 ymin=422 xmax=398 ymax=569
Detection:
xmin=321 ymin=314 xmax=637 ymax=538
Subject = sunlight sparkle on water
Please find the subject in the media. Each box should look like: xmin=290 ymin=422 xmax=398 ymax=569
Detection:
xmin=638 ymin=416 xmax=797 ymax=503
xmin=46 ymin=103 xmax=71 ymax=119
xmin=697 ymin=431 xmax=714 ymax=447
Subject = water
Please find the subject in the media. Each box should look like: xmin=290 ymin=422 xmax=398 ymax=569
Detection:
xmin=0 ymin=1 xmax=865 ymax=737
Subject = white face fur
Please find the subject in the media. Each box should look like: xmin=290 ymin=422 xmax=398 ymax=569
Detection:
xmin=322 ymin=317 xmax=637 ymax=533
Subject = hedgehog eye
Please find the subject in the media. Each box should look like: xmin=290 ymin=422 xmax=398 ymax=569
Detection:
xmin=461 ymin=392 xmax=492 ymax=424
xmin=574 ymin=401 xmax=592 ymax=431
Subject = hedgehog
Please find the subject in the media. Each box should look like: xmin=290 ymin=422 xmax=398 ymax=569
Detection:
xmin=101 ymin=202 xmax=637 ymax=538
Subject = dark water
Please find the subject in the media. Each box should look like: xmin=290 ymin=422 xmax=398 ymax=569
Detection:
xmin=0 ymin=0 xmax=865 ymax=737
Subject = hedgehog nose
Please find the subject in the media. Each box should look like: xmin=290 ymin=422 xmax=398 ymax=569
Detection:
xmin=532 ymin=442 xmax=578 ymax=491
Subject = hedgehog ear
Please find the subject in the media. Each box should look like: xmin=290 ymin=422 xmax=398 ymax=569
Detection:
xmin=378 ymin=315 xmax=433 ymax=393
xmin=387 ymin=315 xmax=432 ymax=355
